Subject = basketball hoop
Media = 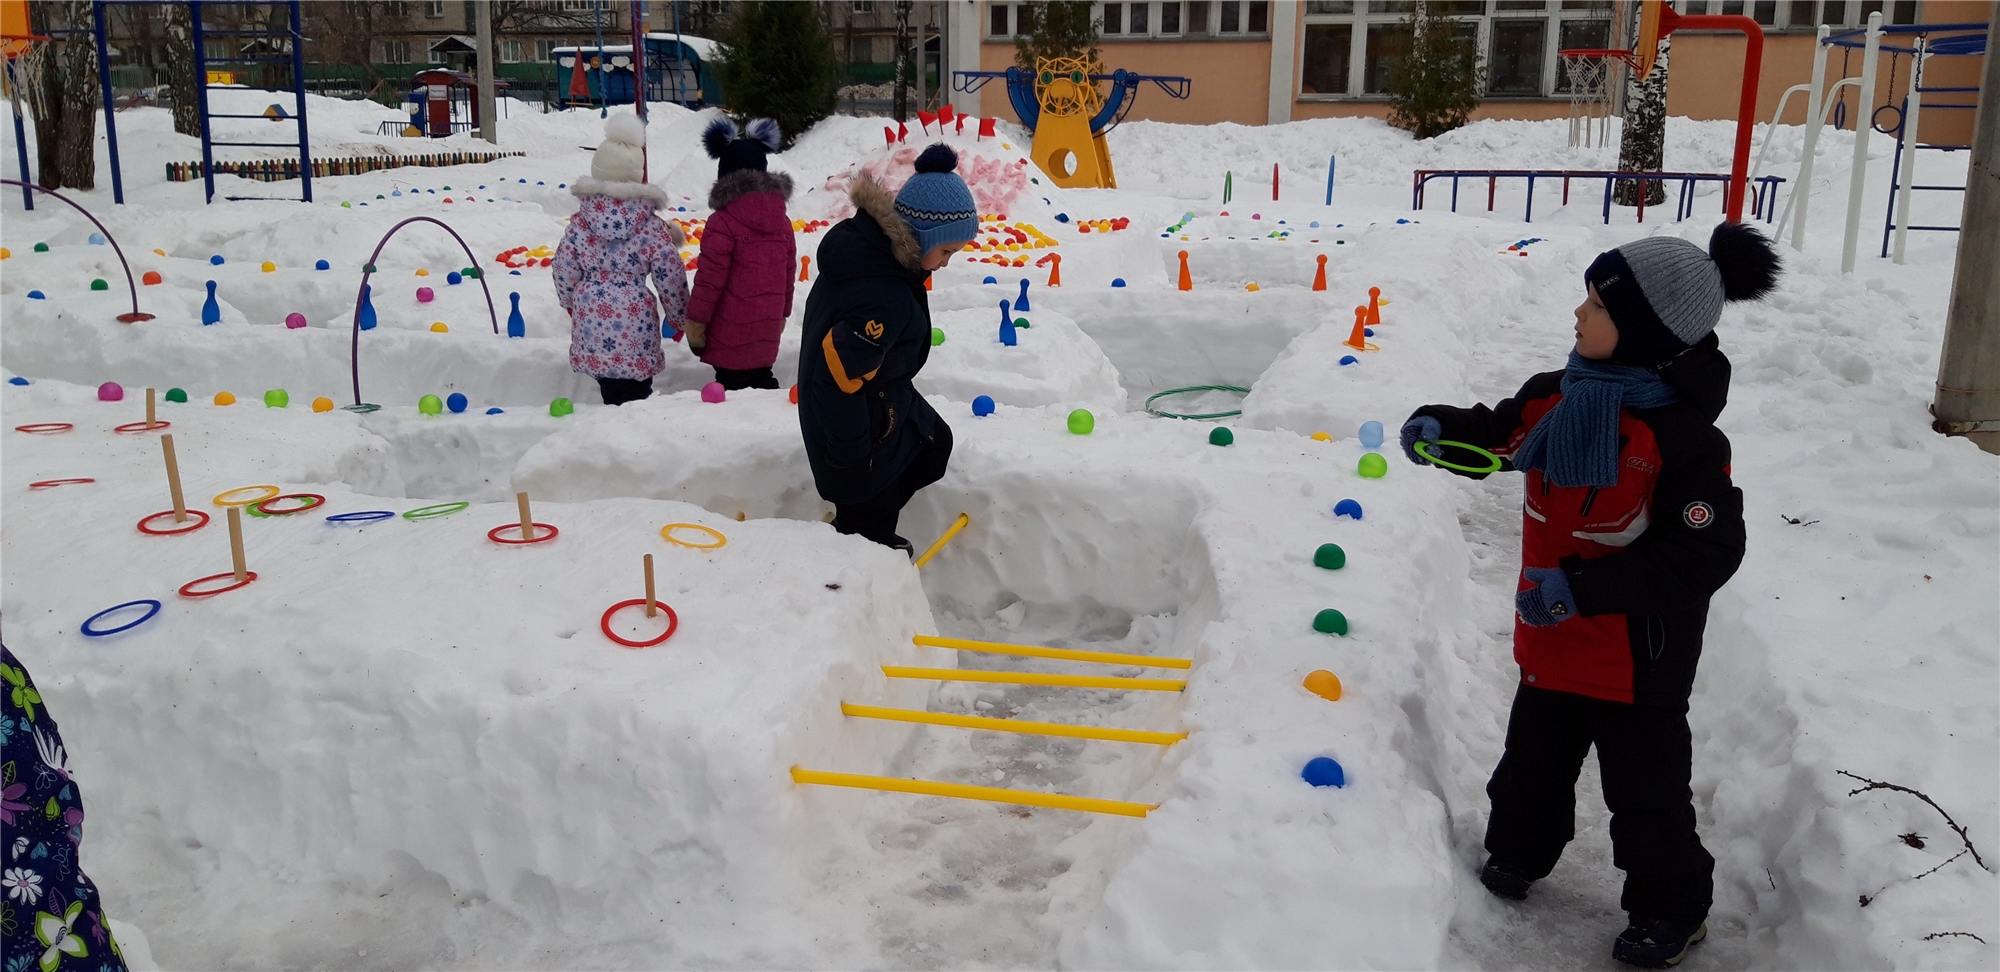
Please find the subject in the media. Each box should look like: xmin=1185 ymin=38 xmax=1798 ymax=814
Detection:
xmin=1560 ymin=49 xmax=1637 ymax=149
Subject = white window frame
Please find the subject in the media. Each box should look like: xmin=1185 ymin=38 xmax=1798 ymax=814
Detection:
xmin=1098 ymin=2 xmax=1190 ymax=39
xmin=1298 ymin=1 xmax=1617 ymax=102
xmin=1209 ymin=0 xmax=1273 ymax=35
xmin=381 ymin=39 xmax=413 ymax=64
xmin=988 ymin=2 xmax=1016 ymax=38
xmin=500 ymin=38 xmax=522 ymax=63
xmin=425 ymin=0 xmax=445 ymax=18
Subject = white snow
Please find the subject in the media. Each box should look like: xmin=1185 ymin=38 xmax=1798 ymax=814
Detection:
xmin=2 ymin=92 xmax=1993 ymax=970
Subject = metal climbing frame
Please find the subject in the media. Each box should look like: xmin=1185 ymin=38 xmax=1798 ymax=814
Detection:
xmin=189 ymin=0 xmax=311 ymax=203
xmin=1865 ymin=25 xmax=1988 ymax=261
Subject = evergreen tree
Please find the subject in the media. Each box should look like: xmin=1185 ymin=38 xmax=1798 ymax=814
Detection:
xmin=1014 ymin=1 xmax=1100 ymax=70
xmin=713 ymin=2 xmax=839 ymax=149
xmin=1385 ymin=3 xmax=1484 ymax=140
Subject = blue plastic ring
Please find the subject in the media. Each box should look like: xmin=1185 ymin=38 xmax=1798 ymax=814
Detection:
xmin=81 ymin=599 xmax=162 ymax=637
xmin=326 ymin=510 xmax=395 ymax=524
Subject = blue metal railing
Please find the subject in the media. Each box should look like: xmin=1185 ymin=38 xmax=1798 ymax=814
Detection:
xmin=1411 ymin=169 xmax=1785 ymax=224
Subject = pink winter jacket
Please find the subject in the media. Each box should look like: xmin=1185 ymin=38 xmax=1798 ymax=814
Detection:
xmin=687 ymin=170 xmax=796 ymax=371
xmin=553 ymin=179 xmax=689 ymax=381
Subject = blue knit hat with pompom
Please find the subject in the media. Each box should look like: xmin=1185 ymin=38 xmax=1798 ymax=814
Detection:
xmin=894 ymin=144 xmax=979 ymax=255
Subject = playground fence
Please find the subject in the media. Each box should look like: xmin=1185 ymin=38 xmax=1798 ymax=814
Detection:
xmin=165 ymin=150 xmax=526 ymax=184
xmin=1411 ymin=169 xmax=1785 ymax=225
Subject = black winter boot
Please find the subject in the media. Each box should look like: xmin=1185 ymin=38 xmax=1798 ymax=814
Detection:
xmin=1479 ymin=858 xmax=1534 ymax=900
xmin=1612 ymin=915 xmax=1708 ymax=968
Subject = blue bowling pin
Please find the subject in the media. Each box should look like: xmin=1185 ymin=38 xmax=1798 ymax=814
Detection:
xmin=1015 ymin=277 xmax=1031 ymax=312
xmin=357 ymin=283 xmax=377 ymax=331
xmin=201 ymin=280 xmax=221 ymax=325
xmin=998 ymin=299 xmax=1016 ymax=347
xmin=507 ymin=292 xmax=525 ymax=338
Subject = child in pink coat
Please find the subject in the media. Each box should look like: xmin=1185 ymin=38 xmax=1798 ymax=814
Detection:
xmin=683 ymin=117 xmax=796 ymax=391
xmin=553 ymin=114 xmax=689 ymax=405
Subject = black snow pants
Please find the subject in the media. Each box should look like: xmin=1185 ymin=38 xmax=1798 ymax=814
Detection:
xmin=712 ymin=366 xmax=781 ymax=391
xmin=1484 ymin=683 xmax=1714 ymax=923
xmin=596 ymin=377 xmax=654 ymax=406
xmin=832 ymin=421 xmax=953 ymax=548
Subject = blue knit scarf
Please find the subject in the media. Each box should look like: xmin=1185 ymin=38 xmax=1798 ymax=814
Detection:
xmin=1513 ymin=352 xmax=1680 ymax=488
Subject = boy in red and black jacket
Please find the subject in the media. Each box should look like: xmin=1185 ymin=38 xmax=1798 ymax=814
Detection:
xmin=1402 ymin=222 xmax=1780 ymax=969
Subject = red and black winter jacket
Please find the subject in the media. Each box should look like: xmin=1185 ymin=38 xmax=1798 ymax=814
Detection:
xmin=1414 ymin=335 xmax=1745 ymax=707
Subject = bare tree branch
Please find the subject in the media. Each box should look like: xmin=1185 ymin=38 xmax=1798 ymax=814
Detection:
xmin=1839 ymin=770 xmax=1990 ymax=872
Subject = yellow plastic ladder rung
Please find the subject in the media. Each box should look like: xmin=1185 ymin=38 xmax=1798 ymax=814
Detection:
xmin=790 ymin=767 xmax=1154 ymax=817
xmin=841 ymin=702 xmax=1186 ymax=746
xmin=913 ymin=634 xmax=1193 ymax=670
xmin=913 ymin=512 xmax=970 ymax=568
xmin=880 ymin=666 xmax=1186 ymax=692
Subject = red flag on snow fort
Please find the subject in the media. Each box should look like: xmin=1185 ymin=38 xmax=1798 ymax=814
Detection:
xmin=955 ymin=114 xmax=966 ymax=134
xmin=978 ymin=117 xmax=996 ymax=139
xmin=938 ymin=104 xmax=956 ymax=125
xmin=917 ymin=110 xmax=937 ymax=134
xmin=883 ymin=126 xmax=896 ymax=147
xmin=897 ymin=121 xmax=909 ymax=142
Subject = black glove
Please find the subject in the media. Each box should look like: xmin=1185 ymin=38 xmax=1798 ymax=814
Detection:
xmin=1400 ymin=415 xmax=1441 ymax=465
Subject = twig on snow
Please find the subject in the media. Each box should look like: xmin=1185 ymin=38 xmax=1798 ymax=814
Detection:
xmin=1921 ymin=931 xmax=1988 ymax=944
xmin=1839 ymin=770 xmax=1990 ymax=872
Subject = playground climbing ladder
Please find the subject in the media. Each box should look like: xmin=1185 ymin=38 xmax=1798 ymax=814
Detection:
xmin=189 ymin=0 xmax=311 ymax=204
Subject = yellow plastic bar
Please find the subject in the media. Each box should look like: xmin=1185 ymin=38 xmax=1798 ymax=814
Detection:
xmin=790 ymin=767 xmax=1154 ymax=817
xmin=841 ymin=702 xmax=1187 ymax=746
xmin=912 ymin=634 xmax=1193 ymax=670
xmin=881 ymin=666 xmax=1186 ymax=693
xmin=913 ymin=512 xmax=971 ymax=568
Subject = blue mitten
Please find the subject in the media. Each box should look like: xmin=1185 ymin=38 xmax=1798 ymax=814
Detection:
xmin=1400 ymin=415 xmax=1442 ymax=465
xmin=1515 ymin=567 xmax=1576 ymax=627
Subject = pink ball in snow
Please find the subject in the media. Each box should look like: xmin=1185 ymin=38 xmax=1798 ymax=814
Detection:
xmin=97 ymin=381 xmax=124 ymax=402
xmin=285 ymin=312 xmax=307 ymax=329
xmin=416 ymin=286 xmax=435 ymax=303
xmin=700 ymin=382 xmax=726 ymax=403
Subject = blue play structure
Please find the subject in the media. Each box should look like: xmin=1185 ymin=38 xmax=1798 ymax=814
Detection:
xmin=549 ymin=34 xmax=719 ymax=109
xmin=951 ymin=67 xmax=1190 ymax=135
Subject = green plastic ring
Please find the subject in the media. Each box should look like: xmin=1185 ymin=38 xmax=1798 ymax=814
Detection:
xmin=1143 ymin=384 xmax=1251 ymax=421
xmin=402 ymin=501 xmax=470 ymax=521
xmin=1416 ymin=440 xmax=1502 ymax=474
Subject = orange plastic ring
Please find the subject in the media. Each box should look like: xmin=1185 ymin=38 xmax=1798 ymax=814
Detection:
xmin=178 ymin=570 xmax=258 ymax=598
xmin=660 ymin=523 xmax=727 ymax=549
xmin=213 ymin=485 xmax=280 ymax=507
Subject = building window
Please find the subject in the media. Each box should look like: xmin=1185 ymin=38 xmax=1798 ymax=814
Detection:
xmin=500 ymin=39 xmax=522 ymax=63
xmin=849 ymin=35 xmax=877 ymax=62
xmin=1305 ymin=1 xmax=1352 ymax=12
xmin=1363 ymin=21 xmax=1409 ymax=93
xmin=1161 ymin=2 xmax=1182 ymax=33
xmin=853 ymin=0 xmax=874 ymax=10
xmin=426 ymin=42 xmax=446 ymax=64
xmin=425 ymin=0 xmax=444 ymax=17
xmin=1488 ymin=17 xmax=1547 ymax=95
xmin=1211 ymin=0 xmax=1267 ymax=34
xmin=381 ymin=39 xmax=412 ymax=64
xmin=1131 ymin=1 xmax=1149 ymax=32
xmin=1220 ymin=0 xmax=1238 ymax=30
xmin=1105 ymin=2 xmax=1124 ymax=33
xmin=990 ymin=2 xmax=1010 ymax=36
xmin=535 ymin=39 xmax=563 ymax=61
xmin=1301 ymin=23 xmax=1352 ymax=94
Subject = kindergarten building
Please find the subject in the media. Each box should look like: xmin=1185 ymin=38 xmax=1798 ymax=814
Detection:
xmin=947 ymin=1 xmax=1990 ymax=145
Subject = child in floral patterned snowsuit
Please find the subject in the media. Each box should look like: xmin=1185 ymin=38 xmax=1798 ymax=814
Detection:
xmin=2 ymin=644 xmax=129 ymax=972
xmin=553 ymin=114 xmax=690 ymax=406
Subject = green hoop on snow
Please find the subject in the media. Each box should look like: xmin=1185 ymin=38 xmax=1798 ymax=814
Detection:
xmin=402 ymin=501 xmax=470 ymax=521
xmin=1144 ymin=385 xmax=1251 ymax=420
xmin=1416 ymin=440 xmax=1502 ymax=474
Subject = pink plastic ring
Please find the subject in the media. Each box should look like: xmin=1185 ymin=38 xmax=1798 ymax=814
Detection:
xmin=487 ymin=522 xmax=558 ymax=545
xmin=178 ymin=570 xmax=258 ymax=598
xmin=600 ymin=598 xmax=679 ymax=648
xmin=138 ymin=509 xmax=212 ymax=535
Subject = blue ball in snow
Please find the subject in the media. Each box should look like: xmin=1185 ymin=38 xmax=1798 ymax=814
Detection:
xmin=510 ymin=270 xmax=522 ymax=276
xmin=447 ymin=271 xmax=463 ymax=285
xmin=87 ymin=233 xmax=106 ymax=245
xmin=1338 ymin=355 xmax=1357 ymax=366
xmin=485 ymin=407 xmax=505 ymax=415
xmin=1333 ymin=498 xmax=1363 ymax=520
xmin=972 ymin=395 xmax=995 ymax=417
xmin=209 ymin=254 xmax=225 ymax=265
xmin=1111 ymin=278 xmax=1126 ymax=287
xmin=8 ymin=377 xmax=28 ymax=385
xmin=1358 ymin=421 xmax=1384 ymax=449
xmin=1309 ymin=220 xmax=1320 ymax=228
xmin=446 ymin=392 xmax=468 ymax=413
xmin=1302 ymin=757 xmax=1346 ymax=788
xmin=315 ymin=259 xmax=331 ymax=270
xmin=26 ymin=290 xmax=45 ymax=299
xmin=1364 ymin=327 xmax=1374 ymax=337
xmin=1055 ymin=213 xmax=1070 ymax=223
xmin=982 ymin=276 xmax=997 ymax=285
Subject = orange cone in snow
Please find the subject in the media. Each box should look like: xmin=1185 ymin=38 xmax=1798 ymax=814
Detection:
xmin=1177 ymin=250 xmax=1192 ymax=291
xmin=1345 ymin=306 xmax=1371 ymax=351
xmin=1312 ymin=254 xmax=1327 ymax=291
xmin=1366 ymin=286 xmax=1383 ymax=326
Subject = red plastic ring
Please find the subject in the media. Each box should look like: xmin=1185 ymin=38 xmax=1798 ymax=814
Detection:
xmin=252 ymin=492 xmax=326 ymax=516
xmin=488 ymin=522 xmax=558 ymax=545
xmin=113 ymin=420 xmax=171 ymax=434
xmin=600 ymin=598 xmax=679 ymax=648
xmin=178 ymin=570 xmax=258 ymax=598
xmin=30 ymin=478 xmax=96 ymax=489
xmin=13 ymin=423 xmax=74 ymax=434
xmin=137 ymin=508 xmax=212 ymax=535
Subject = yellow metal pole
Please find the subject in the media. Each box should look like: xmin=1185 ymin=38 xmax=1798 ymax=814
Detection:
xmin=881 ymin=666 xmax=1186 ymax=693
xmin=913 ymin=512 xmax=970 ymax=568
xmin=913 ymin=633 xmax=1193 ymax=670
xmin=790 ymin=767 xmax=1154 ymax=817
xmin=841 ymin=702 xmax=1187 ymax=746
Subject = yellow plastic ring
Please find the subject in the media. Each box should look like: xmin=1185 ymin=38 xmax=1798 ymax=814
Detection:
xmin=660 ymin=522 xmax=727 ymax=550
xmin=212 ymin=484 xmax=281 ymax=507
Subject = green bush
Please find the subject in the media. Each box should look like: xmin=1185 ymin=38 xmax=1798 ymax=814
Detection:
xmin=1386 ymin=4 xmax=1485 ymax=140
xmin=1014 ymin=0 xmax=1100 ymax=71
xmin=713 ymin=2 xmax=839 ymax=149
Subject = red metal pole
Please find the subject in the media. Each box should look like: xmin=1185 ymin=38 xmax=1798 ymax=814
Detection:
xmin=1659 ymin=11 xmax=1763 ymax=222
